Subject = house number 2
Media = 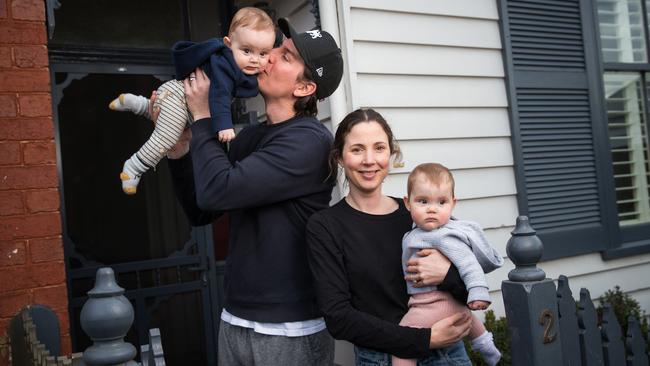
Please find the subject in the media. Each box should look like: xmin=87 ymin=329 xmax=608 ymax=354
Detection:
xmin=538 ymin=308 xmax=557 ymax=344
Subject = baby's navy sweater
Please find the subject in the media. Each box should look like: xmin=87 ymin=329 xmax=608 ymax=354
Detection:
xmin=172 ymin=38 xmax=258 ymax=133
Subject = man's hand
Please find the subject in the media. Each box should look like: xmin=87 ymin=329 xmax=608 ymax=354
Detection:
xmin=149 ymin=90 xmax=160 ymax=121
xmin=429 ymin=312 xmax=472 ymax=348
xmin=405 ymin=249 xmax=451 ymax=287
xmin=167 ymin=129 xmax=192 ymax=160
xmin=184 ymin=68 xmax=211 ymax=120
xmin=148 ymin=90 xmax=191 ymax=159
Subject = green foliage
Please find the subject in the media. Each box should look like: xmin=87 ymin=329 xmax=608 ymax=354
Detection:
xmin=596 ymin=285 xmax=649 ymax=337
xmin=465 ymin=310 xmax=511 ymax=366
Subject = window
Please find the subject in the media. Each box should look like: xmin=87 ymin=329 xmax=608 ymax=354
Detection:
xmin=499 ymin=0 xmax=650 ymax=260
xmin=602 ymin=73 xmax=650 ymax=225
xmin=597 ymin=0 xmax=650 ymax=228
xmin=597 ymin=0 xmax=647 ymax=63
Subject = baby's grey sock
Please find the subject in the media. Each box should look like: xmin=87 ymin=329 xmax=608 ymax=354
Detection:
xmin=109 ymin=93 xmax=152 ymax=120
xmin=471 ymin=331 xmax=501 ymax=366
xmin=120 ymin=153 xmax=149 ymax=195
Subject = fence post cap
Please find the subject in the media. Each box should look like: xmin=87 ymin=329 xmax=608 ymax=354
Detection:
xmin=506 ymin=215 xmax=546 ymax=281
xmin=511 ymin=216 xmax=535 ymax=235
xmin=88 ymin=267 xmax=124 ymax=297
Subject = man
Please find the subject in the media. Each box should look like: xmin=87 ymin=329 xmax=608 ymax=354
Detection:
xmin=167 ymin=18 xmax=344 ymax=365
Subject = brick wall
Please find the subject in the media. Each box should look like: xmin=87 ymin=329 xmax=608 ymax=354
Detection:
xmin=0 ymin=0 xmax=70 ymax=363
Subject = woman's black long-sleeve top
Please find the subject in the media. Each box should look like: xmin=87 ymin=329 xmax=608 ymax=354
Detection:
xmin=306 ymin=197 xmax=465 ymax=359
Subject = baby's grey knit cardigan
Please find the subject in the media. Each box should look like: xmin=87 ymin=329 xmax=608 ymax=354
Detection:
xmin=402 ymin=218 xmax=504 ymax=304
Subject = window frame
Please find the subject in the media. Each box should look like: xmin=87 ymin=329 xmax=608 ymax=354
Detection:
xmin=598 ymin=0 xmax=650 ymax=258
xmin=498 ymin=0 xmax=650 ymax=260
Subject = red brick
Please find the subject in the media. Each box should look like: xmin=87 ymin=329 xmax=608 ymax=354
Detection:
xmin=29 ymin=236 xmax=62 ymax=263
xmin=0 ymin=69 xmax=49 ymax=92
xmin=18 ymin=93 xmax=50 ymax=117
xmin=0 ymin=47 xmax=10 ymax=68
xmin=56 ymin=308 xmax=69 ymax=334
xmin=0 ymin=141 xmax=20 ymax=165
xmin=0 ymin=261 xmax=65 ymax=292
xmin=11 ymin=0 xmax=44 ymax=21
xmin=0 ymin=290 xmax=30 ymax=317
xmin=60 ymin=333 xmax=71 ymax=355
xmin=0 ymin=211 xmax=61 ymax=240
xmin=0 ymin=94 xmax=16 ymax=117
xmin=0 ymin=240 xmax=26 ymax=266
xmin=0 ymin=191 xmax=23 ymax=215
xmin=22 ymin=140 xmax=55 ymax=164
xmin=24 ymin=188 xmax=58 ymax=213
xmin=13 ymin=45 xmax=47 ymax=68
xmin=0 ymin=117 xmax=54 ymax=140
xmin=33 ymin=284 xmax=67 ymax=310
xmin=0 ymin=165 xmax=58 ymax=190
xmin=0 ymin=0 xmax=7 ymax=18
xmin=0 ymin=20 xmax=45 ymax=44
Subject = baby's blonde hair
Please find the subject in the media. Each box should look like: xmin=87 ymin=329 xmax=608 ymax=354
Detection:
xmin=228 ymin=7 xmax=275 ymax=36
xmin=406 ymin=163 xmax=455 ymax=198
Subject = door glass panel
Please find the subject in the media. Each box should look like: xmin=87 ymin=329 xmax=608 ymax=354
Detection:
xmin=56 ymin=72 xmax=191 ymax=263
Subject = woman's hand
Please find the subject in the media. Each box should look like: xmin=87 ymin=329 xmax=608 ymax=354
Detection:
xmin=429 ymin=312 xmax=472 ymax=348
xmin=184 ymin=68 xmax=211 ymax=120
xmin=404 ymin=249 xmax=451 ymax=287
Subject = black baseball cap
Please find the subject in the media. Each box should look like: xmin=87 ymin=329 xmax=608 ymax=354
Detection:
xmin=278 ymin=18 xmax=344 ymax=99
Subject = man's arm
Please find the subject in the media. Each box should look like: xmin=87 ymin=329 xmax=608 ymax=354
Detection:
xmin=167 ymin=152 xmax=221 ymax=226
xmin=183 ymin=68 xmax=332 ymax=211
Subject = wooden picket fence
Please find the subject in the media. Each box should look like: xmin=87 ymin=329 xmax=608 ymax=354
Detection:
xmin=14 ymin=310 xmax=80 ymax=366
xmin=502 ymin=216 xmax=650 ymax=366
xmin=554 ymin=275 xmax=649 ymax=366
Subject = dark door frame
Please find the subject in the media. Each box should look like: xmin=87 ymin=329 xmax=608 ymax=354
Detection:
xmin=49 ymin=59 xmax=221 ymax=365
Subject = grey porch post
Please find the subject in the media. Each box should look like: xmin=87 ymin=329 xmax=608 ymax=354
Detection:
xmin=501 ymin=216 xmax=563 ymax=365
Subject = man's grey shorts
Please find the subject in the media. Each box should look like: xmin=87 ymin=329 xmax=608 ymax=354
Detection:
xmin=217 ymin=320 xmax=335 ymax=366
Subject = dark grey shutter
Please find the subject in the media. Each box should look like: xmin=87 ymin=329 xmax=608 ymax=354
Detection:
xmin=499 ymin=0 xmax=619 ymax=259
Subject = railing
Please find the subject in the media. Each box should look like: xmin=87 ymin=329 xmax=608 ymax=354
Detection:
xmin=11 ymin=268 xmax=166 ymax=366
xmin=502 ymin=216 xmax=650 ymax=365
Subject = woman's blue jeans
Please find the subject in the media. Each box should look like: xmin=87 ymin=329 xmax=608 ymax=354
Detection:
xmin=354 ymin=341 xmax=471 ymax=366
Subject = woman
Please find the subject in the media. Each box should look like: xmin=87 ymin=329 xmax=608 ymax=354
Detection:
xmin=306 ymin=108 xmax=472 ymax=365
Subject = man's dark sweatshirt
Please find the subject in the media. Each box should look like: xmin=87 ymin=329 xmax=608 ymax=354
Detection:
xmin=168 ymin=115 xmax=333 ymax=322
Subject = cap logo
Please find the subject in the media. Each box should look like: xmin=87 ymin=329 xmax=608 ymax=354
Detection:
xmin=306 ymin=30 xmax=322 ymax=39
xmin=316 ymin=67 xmax=324 ymax=77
